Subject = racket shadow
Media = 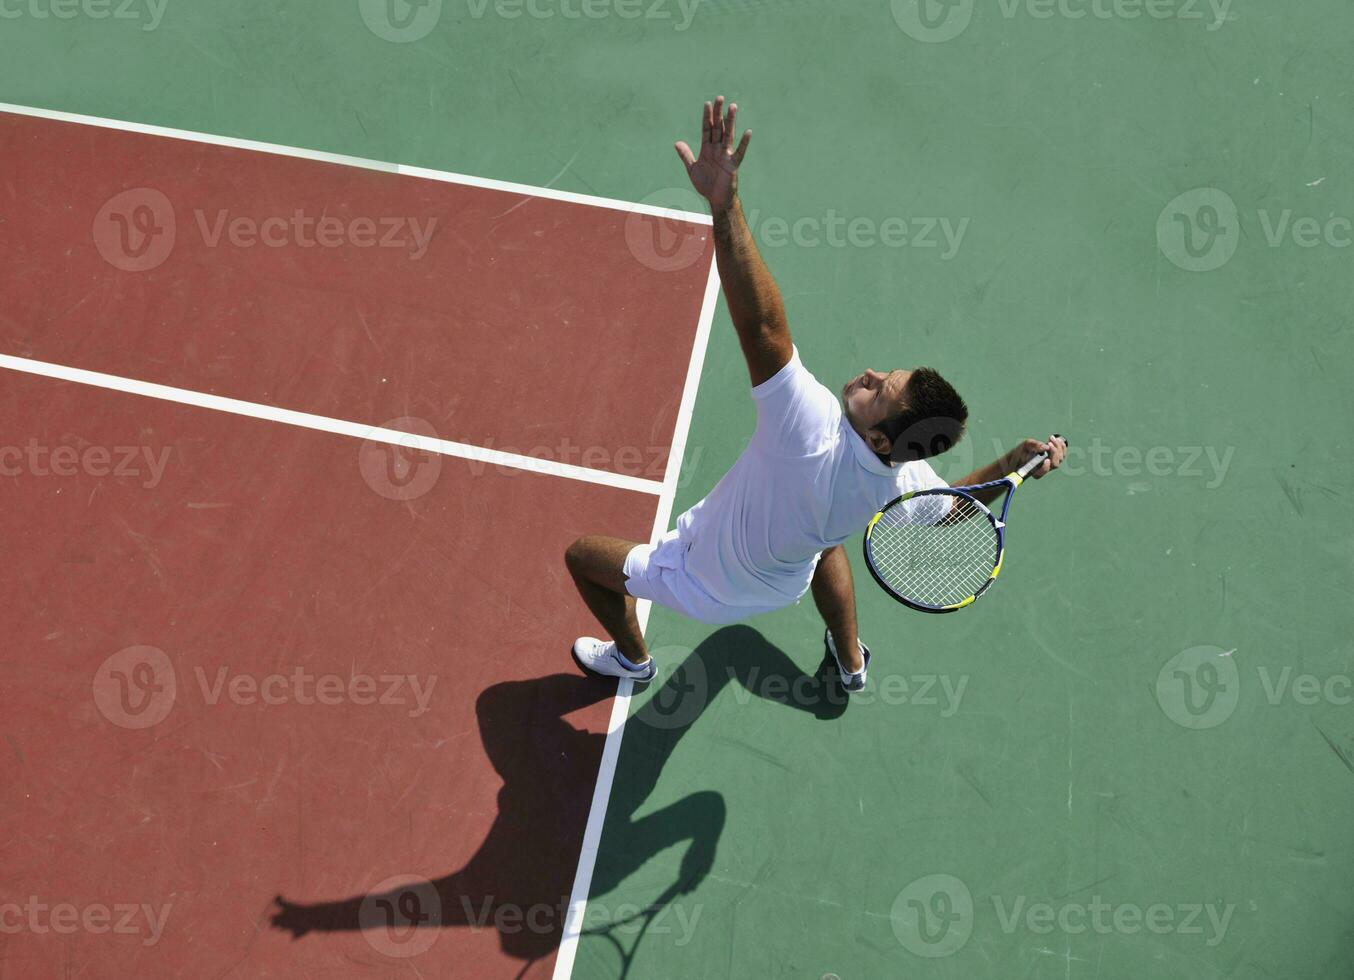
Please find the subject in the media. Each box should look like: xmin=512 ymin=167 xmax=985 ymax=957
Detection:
xmin=267 ymin=626 xmax=842 ymax=973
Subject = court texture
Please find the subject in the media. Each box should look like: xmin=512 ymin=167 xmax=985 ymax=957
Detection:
xmin=1 ymin=2 xmax=1351 ymax=979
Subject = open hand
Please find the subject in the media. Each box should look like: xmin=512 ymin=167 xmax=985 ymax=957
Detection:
xmin=674 ymin=96 xmax=751 ymax=213
xmin=270 ymin=896 xmax=311 ymax=938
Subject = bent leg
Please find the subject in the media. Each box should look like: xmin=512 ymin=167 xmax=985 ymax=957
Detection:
xmin=810 ymin=545 xmax=863 ymax=672
xmin=565 ymin=535 xmax=649 ymax=664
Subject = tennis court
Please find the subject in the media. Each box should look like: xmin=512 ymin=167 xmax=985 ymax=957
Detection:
xmin=2 ymin=3 xmax=1351 ymax=978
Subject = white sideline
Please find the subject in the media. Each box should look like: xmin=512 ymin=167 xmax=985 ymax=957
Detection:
xmin=0 ymin=354 xmax=665 ymax=495
xmin=0 ymin=101 xmax=711 ymax=225
xmin=550 ymin=260 xmax=720 ymax=980
xmin=0 ymin=98 xmax=722 ymax=974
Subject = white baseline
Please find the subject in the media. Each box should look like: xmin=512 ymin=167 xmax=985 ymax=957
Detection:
xmin=0 ymin=101 xmax=711 ymax=224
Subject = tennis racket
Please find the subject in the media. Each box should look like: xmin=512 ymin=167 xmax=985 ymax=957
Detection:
xmin=862 ymin=437 xmax=1064 ymax=613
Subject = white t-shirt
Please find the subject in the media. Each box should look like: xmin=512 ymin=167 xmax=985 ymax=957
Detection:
xmin=673 ymin=348 xmax=949 ymax=609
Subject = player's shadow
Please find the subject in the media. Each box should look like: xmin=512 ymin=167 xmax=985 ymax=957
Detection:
xmin=269 ymin=625 xmax=847 ymax=968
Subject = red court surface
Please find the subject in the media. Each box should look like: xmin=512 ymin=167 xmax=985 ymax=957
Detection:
xmin=0 ymin=372 xmax=654 ymax=977
xmin=0 ymin=112 xmax=715 ymax=978
xmin=0 ymin=110 xmax=713 ymax=478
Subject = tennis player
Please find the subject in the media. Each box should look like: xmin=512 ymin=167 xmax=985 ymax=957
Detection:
xmin=567 ymin=97 xmax=1066 ymax=692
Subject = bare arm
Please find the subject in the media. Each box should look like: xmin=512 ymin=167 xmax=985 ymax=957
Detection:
xmin=676 ymin=97 xmax=792 ymax=386
xmin=954 ymin=435 xmax=1068 ymax=506
xmin=710 ymin=198 xmax=793 ymax=385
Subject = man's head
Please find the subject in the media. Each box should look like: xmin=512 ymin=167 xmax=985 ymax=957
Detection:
xmin=841 ymin=367 xmax=968 ymax=465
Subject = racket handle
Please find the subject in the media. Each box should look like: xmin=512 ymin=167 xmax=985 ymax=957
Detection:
xmin=1015 ymin=435 xmax=1065 ymax=480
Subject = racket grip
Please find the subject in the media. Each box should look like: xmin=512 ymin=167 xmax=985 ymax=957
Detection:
xmin=1015 ymin=435 xmax=1065 ymax=479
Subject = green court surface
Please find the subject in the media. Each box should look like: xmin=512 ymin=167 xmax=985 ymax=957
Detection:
xmin=4 ymin=2 xmax=1352 ymax=978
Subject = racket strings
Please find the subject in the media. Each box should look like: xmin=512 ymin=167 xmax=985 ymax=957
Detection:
xmin=869 ymin=496 xmax=1000 ymax=607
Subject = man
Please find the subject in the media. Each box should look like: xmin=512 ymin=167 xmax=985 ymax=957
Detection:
xmin=566 ymin=97 xmax=1066 ymax=693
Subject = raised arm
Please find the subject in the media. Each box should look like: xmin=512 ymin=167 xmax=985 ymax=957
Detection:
xmin=675 ymin=97 xmax=792 ymax=386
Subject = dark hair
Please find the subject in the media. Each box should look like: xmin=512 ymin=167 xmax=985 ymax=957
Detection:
xmin=876 ymin=367 xmax=969 ymax=464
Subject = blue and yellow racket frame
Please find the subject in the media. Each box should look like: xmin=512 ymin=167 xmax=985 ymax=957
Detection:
xmin=862 ymin=447 xmax=1052 ymax=614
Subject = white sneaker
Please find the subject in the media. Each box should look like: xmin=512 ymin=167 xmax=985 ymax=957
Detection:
xmin=824 ymin=629 xmax=871 ymax=694
xmin=571 ymin=637 xmax=656 ymax=682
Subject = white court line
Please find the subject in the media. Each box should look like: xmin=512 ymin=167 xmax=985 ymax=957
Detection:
xmin=2 ymin=96 xmax=719 ymax=971
xmin=550 ymin=260 xmax=720 ymax=980
xmin=0 ymin=354 xmax=665 ymax=495
xmin=0 ymin=101 xmax=711 ymax=225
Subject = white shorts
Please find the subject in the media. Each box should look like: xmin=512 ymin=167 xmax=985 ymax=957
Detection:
xmin=623 ymin=529 xmax=791 ymax=626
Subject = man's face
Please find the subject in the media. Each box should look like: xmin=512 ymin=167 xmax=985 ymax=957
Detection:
xmin=842 ymin=368 xmax=912 ymax=454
